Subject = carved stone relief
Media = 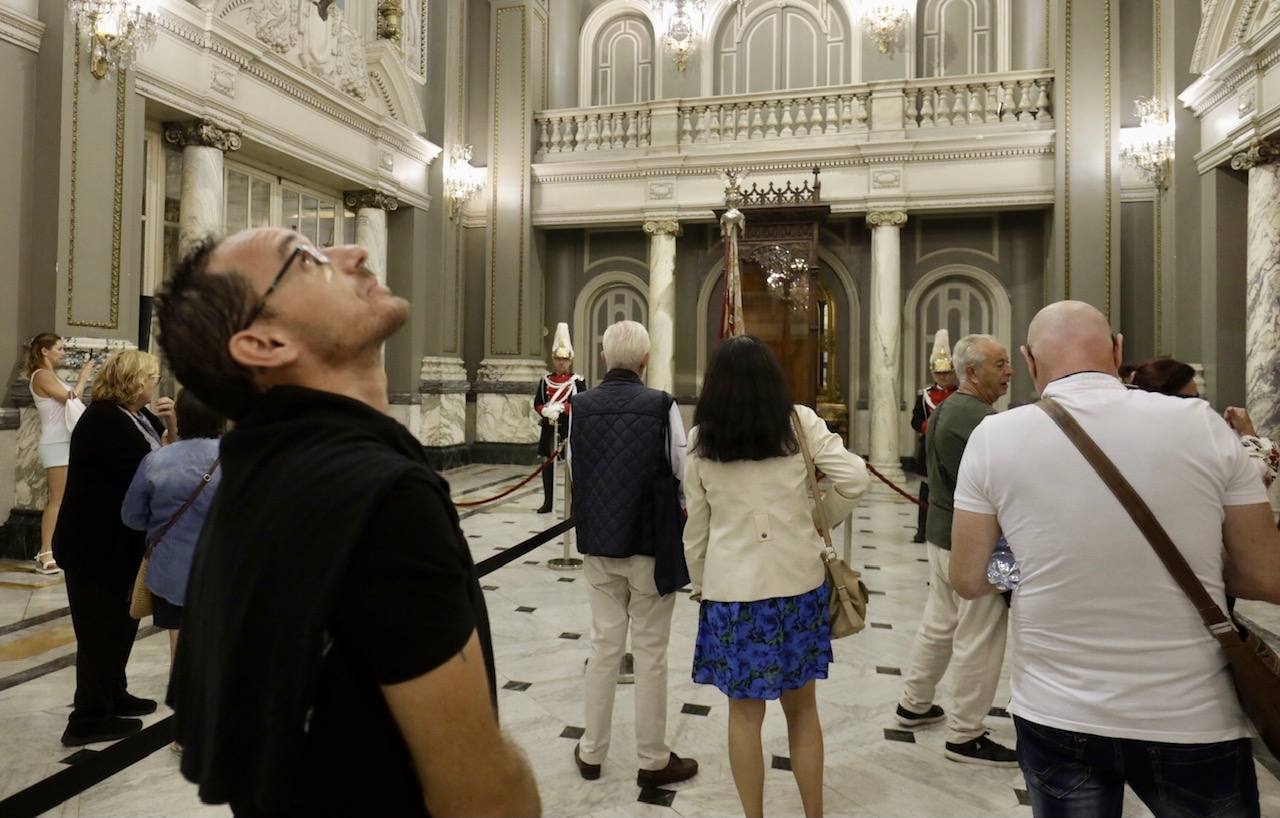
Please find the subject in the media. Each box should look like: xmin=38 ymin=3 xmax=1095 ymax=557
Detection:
xmin=246 ymin=0 xmax=370 ymax=100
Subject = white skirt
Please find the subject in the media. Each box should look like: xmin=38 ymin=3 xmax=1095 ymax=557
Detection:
xmin=39 ymin=441 xmax=70 ymax=469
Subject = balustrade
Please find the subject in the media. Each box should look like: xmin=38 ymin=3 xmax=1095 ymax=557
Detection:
xmin=533 ymin=71 xmax=1054 ymax=158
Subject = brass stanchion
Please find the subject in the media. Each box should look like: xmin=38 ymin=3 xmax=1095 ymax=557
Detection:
xmin=547 ymin=420 xmax=581 ymax=571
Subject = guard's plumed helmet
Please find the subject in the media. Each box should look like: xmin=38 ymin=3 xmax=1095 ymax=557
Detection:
xmin=551 ymin=322 xmax=574 ymax=360
xmin=930 ymin=329 xmax=954 ymax=373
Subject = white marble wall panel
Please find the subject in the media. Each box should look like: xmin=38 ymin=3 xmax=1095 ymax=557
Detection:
xmin=1246 ymin=163 xmax=1280 ymax=448
xmin=476 ymin=393 xmax=540 ymax=444
xmin=421 ymin=393 xmax=467 ymax=446
xmin=13 ymin=408 xmax=44 ymax=511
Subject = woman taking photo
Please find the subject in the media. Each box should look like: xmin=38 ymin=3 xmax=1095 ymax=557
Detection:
xmin=684 ymin=335 xmax=870 ymax=818
xmin=25 ymin=334 xmax=94 ymax=573
xmin=54 ymin=349 xmax=176 ymax=746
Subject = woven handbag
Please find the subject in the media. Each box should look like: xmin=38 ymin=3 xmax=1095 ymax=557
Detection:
xmin=1038 ymin=398 xmax=1280 ymax=757
xmin=129 ymin=458 xmax=220 ymax=620
xmin=793 ymin=411 xmax=869 ymax=639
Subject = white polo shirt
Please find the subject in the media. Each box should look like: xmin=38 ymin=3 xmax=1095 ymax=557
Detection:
xmin=954 ymin=372 xmax=1265 ymax=743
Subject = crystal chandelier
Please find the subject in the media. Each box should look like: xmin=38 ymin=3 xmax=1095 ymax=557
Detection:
xmin=651 ymin=0 xmax=704 ymax=71
xmin=444 ymin=144 xmax=486 ymax=221
xmin=751 ymin=245 xmax=812 ymax=310
xmin=1120 ymin=97 xmax=1174 ymax=189
xmin=68 ymin=0 xmax=157 ymax=80
xmin=861 ymin=0 xmax=910 ymax=54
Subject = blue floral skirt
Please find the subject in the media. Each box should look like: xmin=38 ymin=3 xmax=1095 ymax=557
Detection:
xmin=692 ymin=584 xmax=832 ymax=700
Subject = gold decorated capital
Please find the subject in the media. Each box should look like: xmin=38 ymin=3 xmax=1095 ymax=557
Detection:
xmin=344 ymin=190 xmax=400 ymax=211
xmin=1230 ymin=139 xmax=1280 ymax=171
xmin=866 ymin=210 xmax=908 ymax=228
xmin=163 ymin=119 xmax=243 ymax=152
xmin=643 ymin=219 xmax=682 ymax=238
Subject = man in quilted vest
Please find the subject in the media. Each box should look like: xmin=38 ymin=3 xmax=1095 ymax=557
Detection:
xmin=568 ymin=320 xmax=698 ymax=788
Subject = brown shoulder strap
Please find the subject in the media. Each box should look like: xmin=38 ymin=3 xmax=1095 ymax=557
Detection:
xmin=1035 ymin=398 xmax=1236 ymax=640
xmin=792 ymin=409 xmax=838 ymax=561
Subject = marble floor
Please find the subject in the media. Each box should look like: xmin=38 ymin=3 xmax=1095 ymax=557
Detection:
xmin=0 ymin=463 xmax=1278 ymax=817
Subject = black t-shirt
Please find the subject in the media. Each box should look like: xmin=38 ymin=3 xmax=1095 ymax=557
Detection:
xmin=247 ymin=473 xmax=495 ymax=818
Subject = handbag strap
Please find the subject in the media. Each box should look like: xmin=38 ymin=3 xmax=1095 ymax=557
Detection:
xmin=792 ymin=410 xmax=838 ymax=563
xmin=1035 ymin=398 xmax=1237 ymax=643
xmin=147 ymin=458 xmax=221 ymax=556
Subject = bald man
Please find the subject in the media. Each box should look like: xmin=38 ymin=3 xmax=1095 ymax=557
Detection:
xmin=950 ymin=300 xmax=1280 ymax=818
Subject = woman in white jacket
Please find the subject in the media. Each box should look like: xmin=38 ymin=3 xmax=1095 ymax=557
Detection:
xmin=684 ymin=336 xmax=870 ymax=818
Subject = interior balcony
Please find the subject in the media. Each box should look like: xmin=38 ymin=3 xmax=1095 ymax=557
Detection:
xmin=530 ymin=69 xmax=1057 ymax=227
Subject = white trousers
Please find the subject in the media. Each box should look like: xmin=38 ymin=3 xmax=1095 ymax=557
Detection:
xmin=900 ymin=543 xmax=1009 ymax=744
xmin=579 ymin=554 xmax=676 ymax=771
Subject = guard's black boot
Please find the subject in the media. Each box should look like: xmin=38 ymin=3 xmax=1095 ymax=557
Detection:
xmin=537 ymin=465 xmax=554 ymax=513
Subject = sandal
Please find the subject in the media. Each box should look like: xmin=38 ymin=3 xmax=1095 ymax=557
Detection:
xmin=34 ymin=551 xmax=61 ymax=575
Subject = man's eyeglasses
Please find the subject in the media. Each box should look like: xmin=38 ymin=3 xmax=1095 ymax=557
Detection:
xmin=241 ymin=245 xmax=330 ymax=329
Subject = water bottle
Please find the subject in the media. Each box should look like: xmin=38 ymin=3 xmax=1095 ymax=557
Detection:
xmin=986 ymin=536 xmax=1020 ymax=591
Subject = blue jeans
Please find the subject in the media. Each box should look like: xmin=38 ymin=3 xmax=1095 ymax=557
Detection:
xmin=1013 ymin=715 xmax=1260 ymax=818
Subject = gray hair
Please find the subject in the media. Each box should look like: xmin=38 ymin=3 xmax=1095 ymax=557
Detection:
xmin=953 ymin=334 xmax=1001 ymax=385
xmin=601 ymin=320 xmax=651 ymax=373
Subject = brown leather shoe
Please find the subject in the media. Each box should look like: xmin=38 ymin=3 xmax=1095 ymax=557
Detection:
xmin=574 ymin=744 xmax=601 ymax=781
xmin=636 ymin=752 xmax=698 ymax=787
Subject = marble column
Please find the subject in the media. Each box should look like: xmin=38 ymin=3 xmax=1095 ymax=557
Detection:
xmin=643 ymin=219 xmax=680 ymax=394
xmin=866 ymin=210 xmax=908 ymax=489
xmin=343 ymin=190 xmax=398 ymax=284
xmin=1232 ymin=140 xmax=1280 ymax=446
xmin=163 ymin=120 xmax=242 ymax=255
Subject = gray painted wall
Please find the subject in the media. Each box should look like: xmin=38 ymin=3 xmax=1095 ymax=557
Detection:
xmin=0 ymin=42 xmax=39 ymax=389
xmin=1119 ymin=201 xmax=1156 ymax=364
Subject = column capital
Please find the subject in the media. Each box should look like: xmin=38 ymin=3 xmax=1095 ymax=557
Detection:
xmin=163 ymin=119 xmax=243 ymax=152
xmin=1230 ymin=138 xmax=1280 ymax=171
xmin=643 ymin=219 xmax=682 ymax=237
xmin=344 ymin=190 xmax=400 ymax=211
xmin=866 ymin=210 xmax=908 ymax=228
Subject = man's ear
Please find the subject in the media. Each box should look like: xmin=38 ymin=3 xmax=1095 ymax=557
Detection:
xmin=229 ymin=325 xmax=299 ymax=371
xmin=1112 ymin=333 xmax=1125 ymax=374
xmin=1020 ymin=344 xmax=1036 ymax=383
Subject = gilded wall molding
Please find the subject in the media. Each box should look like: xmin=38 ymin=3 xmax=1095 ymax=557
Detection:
xmin=65 ymin=20 xmax=124 ymax=330
xmin=1103 ymin=0 xmax=1113 ymax=318
xmin=163 ymin=118 xmax=244 ymax=152
xmin=343 ymin=189 xmax=400 ymax=210
xmin=1230 ymin=138 xmax=1280 ymax=169
xmin=0 ymin=4 xmax=43 ymax=52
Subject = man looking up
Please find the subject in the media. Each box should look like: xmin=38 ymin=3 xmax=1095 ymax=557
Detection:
xmin=895 ymin=333 xmax=1018 ymax=768
xmin=951 ymin=301 xmax=1280 ymax=817
xmin=156 ymin=227 xmax=540 ymax=817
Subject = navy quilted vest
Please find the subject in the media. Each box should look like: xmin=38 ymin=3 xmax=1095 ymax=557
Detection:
xmin=570 ymin=369 xmax=672 ymax=558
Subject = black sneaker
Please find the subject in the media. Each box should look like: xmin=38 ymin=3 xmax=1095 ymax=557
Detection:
xmin=895 ymin=703 xmax=946 ymax=728
xmin=944 ymin=732 xmax=1019 ymax=767
xmin=112 ymin=693 xmax=157 ymax=717
xmin=61 ymin=716 xmax=143 ymax=747
xmin=617 ymin=652 xmax=635 ymax=685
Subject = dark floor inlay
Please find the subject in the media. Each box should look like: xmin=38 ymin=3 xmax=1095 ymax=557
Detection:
xmin=859 ymin=529 xmax=875 ymax=534
xmin=884 ymin=728 xmax=917 ymax=743
xmin=481 ymin=585 xmax=499 ymax=591
xmin=771 ymin=755 xmax=792 ymax=771
xmin=560 ymin=725 xmax=585 ymax=740
xmin=637 ymin=787 xmax=677 ymax=807
xmin=559 ymin=632 xmax=582 ymax=640
xmin=867 ymin=589 xmax=886 ymax=596
xmin=503 ymin=681 xmax=531 ymax=691
xmin=558 ymin=577 xmax=576 ymax=583
xmin=681 ymin=703 xmax=711 ymax=716
xmin=523 ymin=560 xmax=540 ymax=565
xmin=676 ymin=587 xmax=692 ymax=594
xmin=917 ymin=557 xmax=928 ymax=563
xmin=864 ymin=565 xmax=881 ymax=570
xmin=468 ymin=535 xmax=481 ymax=539
xmin=516 ymin=606 xmax=536 ymax=613
xmin=989 ymin=706 xmax=1011 ymax=718
xmin=870 ymin=622 xmax=892 ymax=629
xmin=863 ymin=545 xmax=877 ymax=549
xmin=876 ymin=666 xmax=902 ymax=676
xmin=60 ymin=749 xmax=100 ymax=765
xmin=492 ymin=545 xmax=507 ymax=550
xmin=1015 ymin=788 xmax=1031 ymax=806
xmin=858 ymin=516 xmax=871 ymax=520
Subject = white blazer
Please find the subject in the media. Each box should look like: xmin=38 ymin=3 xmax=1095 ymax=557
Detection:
xmin=683 ymin=405 xmax=870 ymax=603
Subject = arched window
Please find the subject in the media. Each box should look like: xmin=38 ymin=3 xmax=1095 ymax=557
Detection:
xmin=713 ymin=0 xmax=848 ymax=95
xmin=916 ymin=278 xmax=992 ymax=380
xmin=919 ymin=0 xmax=995 ymax=77
xmin=592 ymin=14 xmax=655 ymax=106
xmin=588 ymin=283 xmax=648 ymax=383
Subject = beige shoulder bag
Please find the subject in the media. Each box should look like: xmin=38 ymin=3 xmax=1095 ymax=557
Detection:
xmin=793 ymin=411 xmax=869 ymax=639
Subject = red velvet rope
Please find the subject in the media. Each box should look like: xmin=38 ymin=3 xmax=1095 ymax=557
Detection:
xmin=452 ymin=444 xmax=565 ymax=508
xmin=865 ymin=463 xmax=925 ymax=508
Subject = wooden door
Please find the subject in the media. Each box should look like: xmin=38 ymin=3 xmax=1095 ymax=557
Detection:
xmin=739 ymin=260 xmax=818 ymax=407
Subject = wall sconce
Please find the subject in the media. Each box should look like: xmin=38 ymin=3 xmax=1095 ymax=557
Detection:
xmin=1120 ymin=96 xmax=1174 ymax=189
xmin=651 ymin=0 xmax=704 ymax=71
xmin=444 ymin=144 xmax=485 ymax=222
xmin=69 ymin=0 xmax=157 ymax=79
xmin=861 ymin=0 xmax=911 ymax=54
xmin=376 ymin=0 xmax=402 ymax=43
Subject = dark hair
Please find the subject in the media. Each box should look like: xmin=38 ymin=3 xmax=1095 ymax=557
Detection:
xmin=1130 ymin=357 xmax=1196 ymax=396
xmin=1117 ymin=362 xmax=1137 ymax=382
xmin=25 ymin=333 xmax=60 ymax=375
xmin=691 ymin=335 xmax=798 ymax=462
xmin=175 ymin=389 xmax=227 ymax=440
xmin=155 ymin=240 xmax=259 ymax=421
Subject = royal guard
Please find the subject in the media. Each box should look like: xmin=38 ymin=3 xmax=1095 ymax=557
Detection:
xmin=910 ymin=330 xmax=958 ymax=543
xmin=534 ymin=323 xmax=587 ymax=514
